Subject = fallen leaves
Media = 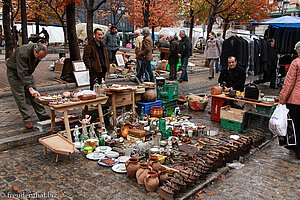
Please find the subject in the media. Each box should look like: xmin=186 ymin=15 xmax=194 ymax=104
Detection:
xmin=98 ymin=172 xmax=108 ymax=176
xmin=218 ymin=174 xmax=226 ymax=179
xmin=205 ymin=191 xmax=216 ymax=196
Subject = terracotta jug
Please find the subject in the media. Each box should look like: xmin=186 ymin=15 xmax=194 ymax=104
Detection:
xmin=172 ymin=124 xmax=183 ymax=137
xmin=142 ymin=82 xmax=157 ymax=102
xmin=136 ymin=163 xmax=150 ymax=185
xmin=125 ymin=157 xmax=139 ymax=179
xmin=150 ymin=106 xmax=163 ymax=118
xmin=148 ymin=155 xmax=161 ymax=171
xmin=144 ymin=171 xmax=159 ymax=192
xmin=158 ymin=167 xmax=168 ymax=184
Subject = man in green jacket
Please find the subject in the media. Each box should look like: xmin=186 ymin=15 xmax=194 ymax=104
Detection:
xmin=6 ymin=43 xmax=49 ymax=129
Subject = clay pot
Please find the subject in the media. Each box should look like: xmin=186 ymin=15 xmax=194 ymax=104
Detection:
xmin=136 ymin=163 xmax=151 ymax=185
xmin=158 ymin=167 xmax=169 ymax=184
xmin=148 ymin=155 xmax=161 ymax=171
xmin=142 ymin=82 xmax=157 ymax=102
xmin=144 ymin=171 xmax=159 ymax=192
xmin=172 ymin=124 xmax=183 ymax=137
xmin=125 ymin=157 xmax=139 ymax=179
xmin=150 ymin=106 xmax=163 ymax=118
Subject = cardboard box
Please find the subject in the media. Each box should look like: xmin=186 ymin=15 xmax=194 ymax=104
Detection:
xmin=157 ymin=60 xmax=168 ymax=71
xmin=220 ymin=105 xmax=247 ymax=123
xmin=54 ymin=62 xmax=64 ymax=72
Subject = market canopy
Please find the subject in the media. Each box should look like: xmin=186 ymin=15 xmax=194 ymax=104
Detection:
xmin=252 ymin=16 xmax=300 ymax=27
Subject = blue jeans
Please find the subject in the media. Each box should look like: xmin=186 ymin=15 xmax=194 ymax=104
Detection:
xmin=136 ymin=59 xmax=149 ymax=82
xmin=215 ymin=58 xmax=222 ymax=73
xmin=137 ymin=60 xmax=154 ymax=82
xmin=179 ymin=57 xmax=189 ymax=81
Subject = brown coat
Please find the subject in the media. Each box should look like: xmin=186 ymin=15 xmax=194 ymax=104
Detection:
xmin=137 ymin=35 xmax=153 ymax=61
xmin=83 ymin=39 xmax=110 ymax=73
xmin=204 ymin=38 xmax=221 ymax=59
xmin=279 ymin=57 xmax=300 ymax=105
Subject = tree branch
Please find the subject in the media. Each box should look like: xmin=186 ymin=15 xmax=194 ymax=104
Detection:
xmin=93 ymin=0 xmax=107 ymax=12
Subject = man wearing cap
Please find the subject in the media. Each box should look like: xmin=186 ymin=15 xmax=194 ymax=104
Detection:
xmin=6 ymin=43 xmax=50 ymax=129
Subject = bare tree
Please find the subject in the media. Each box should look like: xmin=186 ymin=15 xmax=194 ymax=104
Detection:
xmin=3 ymin=0 xmax=14 ymax=58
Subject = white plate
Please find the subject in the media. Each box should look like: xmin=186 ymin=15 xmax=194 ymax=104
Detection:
xmin=86 ymin=152 xmax=105 ymax=161
xmin=112 ymin=163 xmax=126 ymax=173
xmin=95 ymin=146 xmax=112 ymax=153
xmin=98 ymin=158 xmax=119 ymax=167
xmin=105 ymin=151 xmax=120 ymax=158
xmin=118 ymin=156 xmax=130 ymax=163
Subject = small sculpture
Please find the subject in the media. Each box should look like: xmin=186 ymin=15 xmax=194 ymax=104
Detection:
xmin=73 ymin=125 xmax=80 ymax=143
xmin=80 ymin=115 xmax=91 ymax=137
xmin=89 ymin=123 xmax=98 ymax=139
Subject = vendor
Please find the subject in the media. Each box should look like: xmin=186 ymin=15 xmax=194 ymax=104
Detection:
xmin=6 ymin=43 xmax=50 ymax=129
xmin=218 ymin=56 xmax=246 ymax=92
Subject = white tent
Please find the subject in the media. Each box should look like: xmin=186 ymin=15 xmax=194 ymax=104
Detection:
xmin=76 ymin=23 xmax=108 ymax=40
xmin=158 ymin=27 xmax=203 ymax=49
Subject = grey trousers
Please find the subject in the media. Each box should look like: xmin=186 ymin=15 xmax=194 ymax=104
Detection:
xmin=7 ymin=68 xmax=47 ymax=123
xmin=208 ymin=59 xmax=216 ymax=78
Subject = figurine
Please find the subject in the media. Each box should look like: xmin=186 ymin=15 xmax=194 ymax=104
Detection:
xmin=73 ymin=125 xmax=81 ymax=143
xmin=89 ymin=123 xmax=98 ymax=139
xmin=80 ymin=115 xmax=91 ymax=137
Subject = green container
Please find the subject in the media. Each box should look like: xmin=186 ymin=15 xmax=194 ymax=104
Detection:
xmin=221 ymin=118 xmax=243 ymax=132
xmin=256 ymin=105 xmax=276 ymax=115
xmin=157 ymin=83 xmax=179 ymax=101
xmin=162 ymin=100 xmax=177 ymax=117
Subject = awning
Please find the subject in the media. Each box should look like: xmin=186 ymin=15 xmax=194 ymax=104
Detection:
xmin=252 ymin=16 xmax=300 ymax=27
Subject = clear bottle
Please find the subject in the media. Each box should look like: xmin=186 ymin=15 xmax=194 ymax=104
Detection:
xmin=99 ymin=78 xmax=107 ymax=97
xmin=140 ymin=106 xmax=145 ymax=118
xmin=93 ymin=78 xmax=100 ymax=97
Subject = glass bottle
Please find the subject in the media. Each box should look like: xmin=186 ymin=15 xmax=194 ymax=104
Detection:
xmin=140 ymin=106 xmax=145 ymax=118
xmin=93 ymin=78 xmax=100 ymax=97
xmin=99 ymin=78 xmax=107 ymax=97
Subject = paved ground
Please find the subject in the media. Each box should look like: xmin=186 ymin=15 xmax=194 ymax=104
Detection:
xmin=190 ymin=138 xmax=300 ymax=200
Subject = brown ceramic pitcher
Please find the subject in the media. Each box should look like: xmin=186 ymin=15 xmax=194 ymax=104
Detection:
xmin=158 ymin=167 xmax=168 ymax=184
xmin=144 ymin=171 xmax=159 ymax=192
xmin=148 ymin=155 xmax=161 ymax=171
xmin=125 ymin=157 xmax=139 ymax=179
xmin=136 ymin=163 xmax=150 ymax=185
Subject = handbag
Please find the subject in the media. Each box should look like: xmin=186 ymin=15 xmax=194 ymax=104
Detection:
xmin=244 ymin=83 xmax=259 ymax=100
xmin=287 ymin=118 xmax=297 ymax=146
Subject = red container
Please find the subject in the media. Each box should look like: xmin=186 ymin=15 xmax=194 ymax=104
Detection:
xmin=211 ymin=97 xmax=226 ymax=122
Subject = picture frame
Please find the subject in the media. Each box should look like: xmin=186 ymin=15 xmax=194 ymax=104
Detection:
xmin=72 ymin=61 xmax=87 ymax=71
xmin=73 ymin=70 xmax=90 ymax=87
xmin=116 ymin=54 xmax=125 ymax=66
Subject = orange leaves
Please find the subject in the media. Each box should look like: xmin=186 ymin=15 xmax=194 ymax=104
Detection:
xmin=205 ymin=191 xmax=216 ymax=196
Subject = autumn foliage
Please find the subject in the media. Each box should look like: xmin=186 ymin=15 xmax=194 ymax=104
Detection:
xmin=124 ymin=0 xmax=180 ymax=28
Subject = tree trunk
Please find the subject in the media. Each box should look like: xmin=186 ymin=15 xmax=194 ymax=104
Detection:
xmin=222 ymin=20 xmax=230 ymax=39
xmin=189 ymin=9 xmax=194 ymax=40
xmin=20 ymin=0 xmax=28 ymax=44
xmin=62 ymin=25 xmax=68 ymax=50
xmin=143 ymin=0 xmax=150 ymax=27
xmin=3 ymin=0 xmax=14 ymax=59
xmin=66 ymin=2 xmax=80 ymax=61
xmin=86 ymin=0 xmax=94 ymax=42
xmin=36 ymin=19 xmax=40 ymax=35
xmin=206 ymin=14 xmax=215 ymax=39
xmin=152 ymin=26 xmax=155 ymax=45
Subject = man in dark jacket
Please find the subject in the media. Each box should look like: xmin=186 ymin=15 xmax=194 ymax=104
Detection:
xmin=83 ymin=28 xmax=110 ymax=90
xmin=268 ymin=38 xmax=278 ymax=89
xmin=218 ymin=56 xmax=246 ymax=92
xmin=137 ymin=27 xmax=154 ymax=82
xmin=178 ymin=30 xmax=192 ymax=83
xmin=6 ymin=43 xmax=49 ymax=129
xmin=103 ymin=26 xmax=120 ymax=64
xmin=168 ymin=35 xmax=179 ymax=80
xmin=39 ymin=27 xmax=49 ymax=44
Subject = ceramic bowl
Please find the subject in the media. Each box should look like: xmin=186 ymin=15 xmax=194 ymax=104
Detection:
xmin=105 ymin=151 xmax=120 ymax=158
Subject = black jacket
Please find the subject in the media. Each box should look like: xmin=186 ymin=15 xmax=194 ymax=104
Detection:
xmin=218 ymin=65 xmax=246 ymax=92
xmin=168 ymin=39 xmax=179 ymax=64
xmin=179 ymin=36 xmax=192 ymax=58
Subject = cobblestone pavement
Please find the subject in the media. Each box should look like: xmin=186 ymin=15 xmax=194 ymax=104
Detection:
xmin=189 ymin=138 xmax=300 ymax=200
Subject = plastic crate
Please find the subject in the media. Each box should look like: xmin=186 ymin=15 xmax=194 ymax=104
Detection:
xmin=157 ymin=83 xmax=179 ymax=101
xmin=256 ymin=105 xmax=276 ymax=115
xmin=162 ymin=100 xmax=178 ymax=117
xmin=211 ymin=97 xmax=226 ymax=122
xmin=221 ymin=118 xmax=243 ymax=132
xmin=137 ymin=100 xmax=162 ymax=116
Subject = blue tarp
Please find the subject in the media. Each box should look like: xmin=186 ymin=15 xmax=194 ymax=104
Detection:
xmin=252 ymin=16 xmax=300 ymax=27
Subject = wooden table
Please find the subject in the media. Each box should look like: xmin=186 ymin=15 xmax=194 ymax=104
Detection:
xmin=105 ymin=90 xmax=135 ymax=129
xmin=211 ymin=94 xmax=278 ymax=122
xmin=48 ymin=97 xmax=108 ymax=141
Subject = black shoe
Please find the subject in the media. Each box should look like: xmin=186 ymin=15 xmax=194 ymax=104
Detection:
xmin=208 ymin=77 xmax=212 ymax=80
xmin=183 ymin=79 xmax=188 ymax=82
xmin=178 ymin=79 xmax=182 ymax=83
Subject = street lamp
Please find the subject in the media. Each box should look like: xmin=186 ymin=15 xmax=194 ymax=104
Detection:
xmin=277 ymin=0 xmax=290 ymax=16
xmin=118 ymin=5 xmax=128 ymax=47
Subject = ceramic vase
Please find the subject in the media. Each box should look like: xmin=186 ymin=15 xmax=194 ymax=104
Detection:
xmin=150 ymin=106 xmax=163 ymax=118
xmin=158 ymin=167 xmax=168 ymax=184
xmin=144 ymin=171 xmax=159 ymax=192
xmin=125 ymin=157 xmax=139 ymax=179
xmin=148 ymin=155 xmax=161 ymax=171
xmin=136 ymin=163 xmax=150 ymax=185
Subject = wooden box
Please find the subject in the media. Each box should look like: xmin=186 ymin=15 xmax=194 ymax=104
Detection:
xmin=54 ymin=62 xmax=64 ymax=72
xmin=220 ymin=105 xmax=246 ymax=123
